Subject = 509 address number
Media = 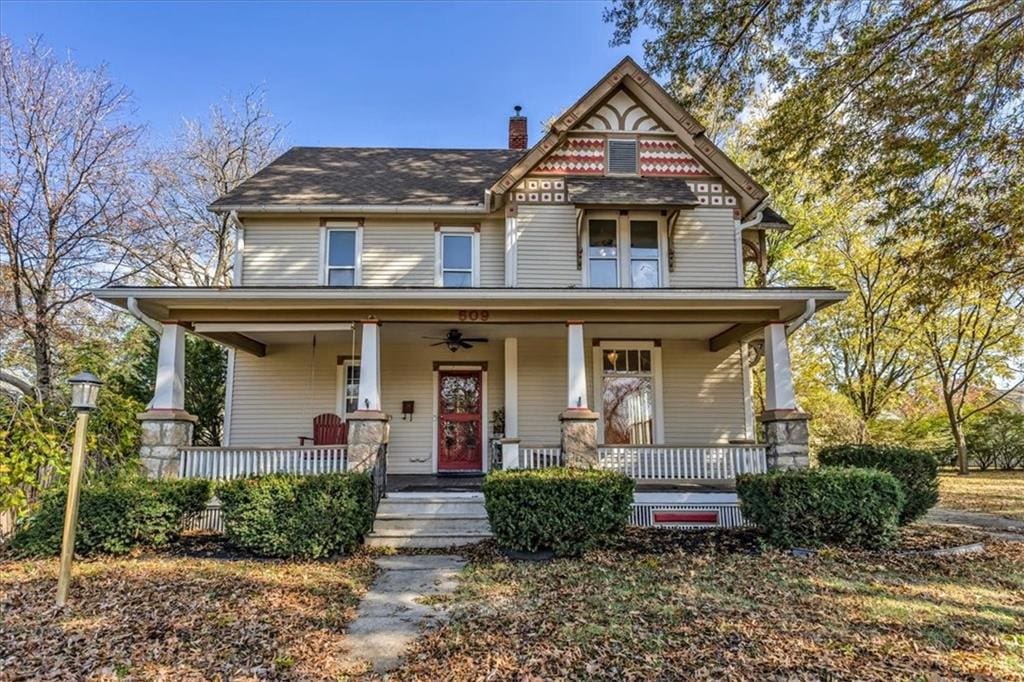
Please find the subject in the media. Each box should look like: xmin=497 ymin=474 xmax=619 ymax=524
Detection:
xmin=458 ymin=310 xmax=490 ymax=321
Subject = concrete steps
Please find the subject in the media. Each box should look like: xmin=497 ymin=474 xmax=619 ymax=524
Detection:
xmin=365 ymin=492 xmax=493 ymax=548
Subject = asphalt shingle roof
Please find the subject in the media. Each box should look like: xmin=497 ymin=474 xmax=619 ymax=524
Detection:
xmin=566 ymin=176 xmax=699 ymax=207
xmin=210 ymin=147 xmax=526 ymax=208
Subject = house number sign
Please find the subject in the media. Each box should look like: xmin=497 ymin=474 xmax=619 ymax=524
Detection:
xmin=458 ymin=310 xmax=490 ymax=321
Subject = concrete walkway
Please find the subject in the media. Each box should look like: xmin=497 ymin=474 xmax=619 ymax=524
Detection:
xmin=340 ymin=555 xmax=465 ymax=674
xmin=927 ymin=507 xmax=1024 ymax=542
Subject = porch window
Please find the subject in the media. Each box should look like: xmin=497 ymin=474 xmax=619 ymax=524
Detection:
xmin=325 ymin=228 xmax=359 ymax=286
xmin=588 ymin=219 xmax=618 ymax=287
xmin=601 ymin=347 xmax=655 ymax=445
xmin=337 ymin=360 xmax=360 ymax=418
xmin=436 ymin=227 xmax=479 ymax=287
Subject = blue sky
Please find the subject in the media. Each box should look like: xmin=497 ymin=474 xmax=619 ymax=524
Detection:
xmin=0 ymin=0 xmax=652 ymax=149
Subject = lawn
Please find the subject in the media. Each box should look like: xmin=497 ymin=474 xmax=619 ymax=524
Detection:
xmin=395 ymin=530 xmax=1024 ymax=681
xmin=0 ymin=548 xmax=377 ymax=680
xmin=939 ymin=469 xmax=1024 ymax=520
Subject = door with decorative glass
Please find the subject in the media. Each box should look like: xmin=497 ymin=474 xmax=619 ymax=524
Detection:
xmin=437 ymin=370 xmax=483 ymax=471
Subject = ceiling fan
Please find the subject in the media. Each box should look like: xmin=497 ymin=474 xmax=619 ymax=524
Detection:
xmin=423 ymin=328 xmax=489 ymax=353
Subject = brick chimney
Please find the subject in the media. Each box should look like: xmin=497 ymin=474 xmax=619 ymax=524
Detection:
xmin=508 ymin=105 xmax=527 ymax=150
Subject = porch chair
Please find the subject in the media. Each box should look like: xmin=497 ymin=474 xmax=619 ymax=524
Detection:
xmin=298 ymin=413 xmax=347 ymax=445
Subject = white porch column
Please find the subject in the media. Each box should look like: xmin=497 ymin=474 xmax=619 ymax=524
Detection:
xmin=763 ymin=323 xmax=797 ymax=411
xmin=566 ymin=321 xmax=588 ymax=409
xmin=560 ymin=321 xmax=599 ymax=467
xmin=153 ymin=322 xmax=186 ymax=410
xmin=356 ymin=318 xmax=381 ymax=412
xmin=502 ymin=337 xmax=520 ymax=469
xmin=138 ymin=321 xmax=195 ymax=479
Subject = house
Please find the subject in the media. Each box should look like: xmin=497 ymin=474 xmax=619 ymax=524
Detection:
xmin=94 ymin=58 xmax=846 ymax=542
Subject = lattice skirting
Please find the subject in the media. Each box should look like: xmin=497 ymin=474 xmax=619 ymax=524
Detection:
xmin=183 ymin=502 xmax=224 ymax=534
xmin=629 ymin=503 xmax=747 ymax=529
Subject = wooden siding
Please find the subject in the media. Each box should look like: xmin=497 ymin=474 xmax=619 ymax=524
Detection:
xmin=241 ymin=217 xmax=320 ymax=286
xmin=479 ymin=218 xmax=505 ymax=287
xmin=515 ymin=205 xmax=580 ymax=287
xmin=661 ymin=340 xmax=746 ymax=442
xmin=669 ymin=207 xmax=740 ymax=287
xmin=361 ymin=220 xmax=434 ymax=286
xmin=517 ymin=337 xmax=568 ymax=444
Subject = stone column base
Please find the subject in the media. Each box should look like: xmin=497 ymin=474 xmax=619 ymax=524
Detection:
xmin=138 ymin=409 xmax=197 ymax=479
xmin=559 ymin=408 xmax=599 ymax=468
xmin=347 ymin=410 xmax=390 ymax=472
xmin=759 ymin=409 xmax=812 ymax=470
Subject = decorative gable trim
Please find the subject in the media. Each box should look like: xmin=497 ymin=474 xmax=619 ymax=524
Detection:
xmin=489 ymin=57 xmax=768 ymax=217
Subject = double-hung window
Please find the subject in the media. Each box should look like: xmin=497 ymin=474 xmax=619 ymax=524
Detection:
xmin=586 ymin=213 xmax=664 ymax=287
xmin=323 ymin=221 xmax=362 ymax=286
xmin=436 ymin=227 xmax=479 ymax=287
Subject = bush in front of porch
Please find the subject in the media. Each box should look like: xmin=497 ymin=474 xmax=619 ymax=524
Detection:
xmin=9 ymin=476 xmax=211 ymax=557
xmin=737 ymin=468 xmax=905 ymax=549
xmin=217 ymin=472 xmax=373 ymax=559
xmin=818 ymin=444 xmax=939 ymax=523
xmin=482 ymin=468 xmax=634 ymax=557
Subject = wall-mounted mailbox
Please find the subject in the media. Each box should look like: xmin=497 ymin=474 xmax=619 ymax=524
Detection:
xmin=401 ymin=400 xmax=415 ymax=420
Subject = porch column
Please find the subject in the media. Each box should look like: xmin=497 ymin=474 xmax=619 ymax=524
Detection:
xmin=560 ymin=321 xmax=599 ymax=468
xmin=138 ymin=322 xmax=196 ymax=479
xmin=760 ymin=323 xmax=810 ymax=469
xmin=347 ymin=318 xmax=389 ymax=471
xmin=502 ymin=337 xmax=520 ymax=469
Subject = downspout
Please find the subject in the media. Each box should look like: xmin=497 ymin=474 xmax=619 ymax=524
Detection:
xmin=737 ymin=197 xmax=770 ymax=231
xmin=786 ymin=298 xmax=816 ymax=335
xmin=127 ymin=297 xmax=162 ymax=334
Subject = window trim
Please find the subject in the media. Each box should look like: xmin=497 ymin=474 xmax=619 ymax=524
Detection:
xmin=606 ymin=138 xmax=639 ymax=176
xmin=583 ymin=210 xmax=668 ymax=288
xmin=435 ymin=226 xmax=480 ymax=288
xmin=320 ymin=221 xmax=363 ymax=286
xmin=591 ymin=340 xmax=665 ymax=445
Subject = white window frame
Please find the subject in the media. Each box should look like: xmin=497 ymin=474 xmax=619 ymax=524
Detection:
xmin=320 ymin=221 xmax=363 ymax=286
xmin=606 ymin=138 xmax=639 ymax=176
xmin=583 ymin=211 xmax=668 ymax=288
xmin=592 ymin=340 xmax=665 ymax=445
xmin=335 ymin=359 xmax=361 ymax=420
xmin=435 ymin=226 xmax=480 ymax=287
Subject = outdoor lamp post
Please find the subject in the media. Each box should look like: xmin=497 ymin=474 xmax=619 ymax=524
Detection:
xmin=56 ymin=371 xmax=102 ymax=607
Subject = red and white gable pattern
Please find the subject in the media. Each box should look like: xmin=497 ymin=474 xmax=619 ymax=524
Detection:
xmin=580 ymin=89 xmax=667 ymax=133
xmin=533 ymin=138 xmax=604 ymax=175
xmin=639 ymin=139 xmax=710 ymax=177
xmin=513 ymin=176 xmax=567 ymax=203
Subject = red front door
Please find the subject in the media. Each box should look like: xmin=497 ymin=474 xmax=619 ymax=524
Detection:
xmin=437 ymin=370 xmax=483 ymax=472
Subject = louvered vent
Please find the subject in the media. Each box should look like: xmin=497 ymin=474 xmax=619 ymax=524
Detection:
xmin=607 ymin=140 xmax=638 ymax=174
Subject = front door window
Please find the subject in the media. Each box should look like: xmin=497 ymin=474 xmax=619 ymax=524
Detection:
xmin=437 ymin=370 xmax=483 ymax=471
xmin=601 ymin=348 xmax=655 ymax=444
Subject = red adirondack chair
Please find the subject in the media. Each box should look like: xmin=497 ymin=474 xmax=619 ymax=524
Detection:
xmin=298 ymin=413 xmax=347 ymax=445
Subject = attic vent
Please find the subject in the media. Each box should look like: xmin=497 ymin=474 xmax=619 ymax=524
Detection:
xmin=607 ymin=139 xmax=638 ymax=175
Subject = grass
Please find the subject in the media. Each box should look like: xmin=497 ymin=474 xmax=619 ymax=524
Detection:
xmin=0 ymin=550 xmax=377 ymax=680
xmin=939 ymin=469 xmax=1024 ymax=520
xmin=392 ymin=530 xmax=1024 ymax=681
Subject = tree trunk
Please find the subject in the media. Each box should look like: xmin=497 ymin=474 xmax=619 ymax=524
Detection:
xmin=31 ymin=321 xmax=54 ymax=405
xmin=952 ymin=420 xmax=969 ymax=475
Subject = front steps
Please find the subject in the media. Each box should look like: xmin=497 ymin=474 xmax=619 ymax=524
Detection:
xmin=365 ymin=492 xmax=493 ymax=548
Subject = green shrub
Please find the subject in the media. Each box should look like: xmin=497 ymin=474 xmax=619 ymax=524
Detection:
xmin=818 ymin=444 xmax=939 ymax=523
xmin=217 ymin=472 xmax=373 ymax=559
xmin=9 ymin=476 xmax=211 ymax=556
xmin=737 ymin=468 xmax=905 ymax=549
xmin=482 ymin=467 xmax=634 ymax=557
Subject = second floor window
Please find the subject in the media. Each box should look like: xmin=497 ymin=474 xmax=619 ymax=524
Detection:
xmin=325 ymin=228 xmax=359 ymax=286
xmin=587 ymin=213 xmax=664 ymax=288
xmin=437 ymin=228 xmax=479 ymax=287
xmin=589 ymin=219 xmax=619 ymax=287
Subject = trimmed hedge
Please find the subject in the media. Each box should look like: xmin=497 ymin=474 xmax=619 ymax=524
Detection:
xmin=818 ymin=444 xmax=939 ymax=523
xmin=482 ymin=467 xmax=634 ymax=557
xmin=9 ymin=477 xmax=211 ymax=557
xmin=217 ymin=472 xmax=373 ymax=559
xmin=737 ymin=468 xmax=905 ymax=549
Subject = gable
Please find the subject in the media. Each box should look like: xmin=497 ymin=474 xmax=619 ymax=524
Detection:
xmin=580 ymin=89 xmax=668 ymax=133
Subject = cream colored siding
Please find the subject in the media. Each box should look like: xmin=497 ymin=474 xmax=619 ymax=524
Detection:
xmin=517 ymin=337 xmax=566 ymax=444
xmin=241 ymin=217 xmax=320 ymax=286
xmin=361 ymin=220 xmax=434 ymax=286
xmin=669 ymin=207 xmax=741 ymax=287
xmin=381 ymin=342 xmax=504 ymax=474
xmin=516 ymin=205 xmax=579 ymax=287
xmin=660 ymin=340 xmax=746 ymax=442
xmin=479 ymin=218 xmax=505 ymax=287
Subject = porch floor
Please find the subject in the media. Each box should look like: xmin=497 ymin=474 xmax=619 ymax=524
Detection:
xmin=385 ymin=474 xmax=736 ymax=493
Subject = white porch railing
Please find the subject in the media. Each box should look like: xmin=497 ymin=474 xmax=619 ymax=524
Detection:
xmin=516 ymin=444 xmax=767 ymax=481
xmin=519 ymin=445 xmax=564 ymax=469
xmin=178 ymin=445 xmax=347 ymax=480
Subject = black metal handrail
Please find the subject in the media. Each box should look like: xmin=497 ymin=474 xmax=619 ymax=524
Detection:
xmin=370 ymin=442 xmax=387 ymax=517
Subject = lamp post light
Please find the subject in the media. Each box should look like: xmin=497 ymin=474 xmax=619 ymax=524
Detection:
xmin=56 ymin=371 xmax=102 ymax=607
